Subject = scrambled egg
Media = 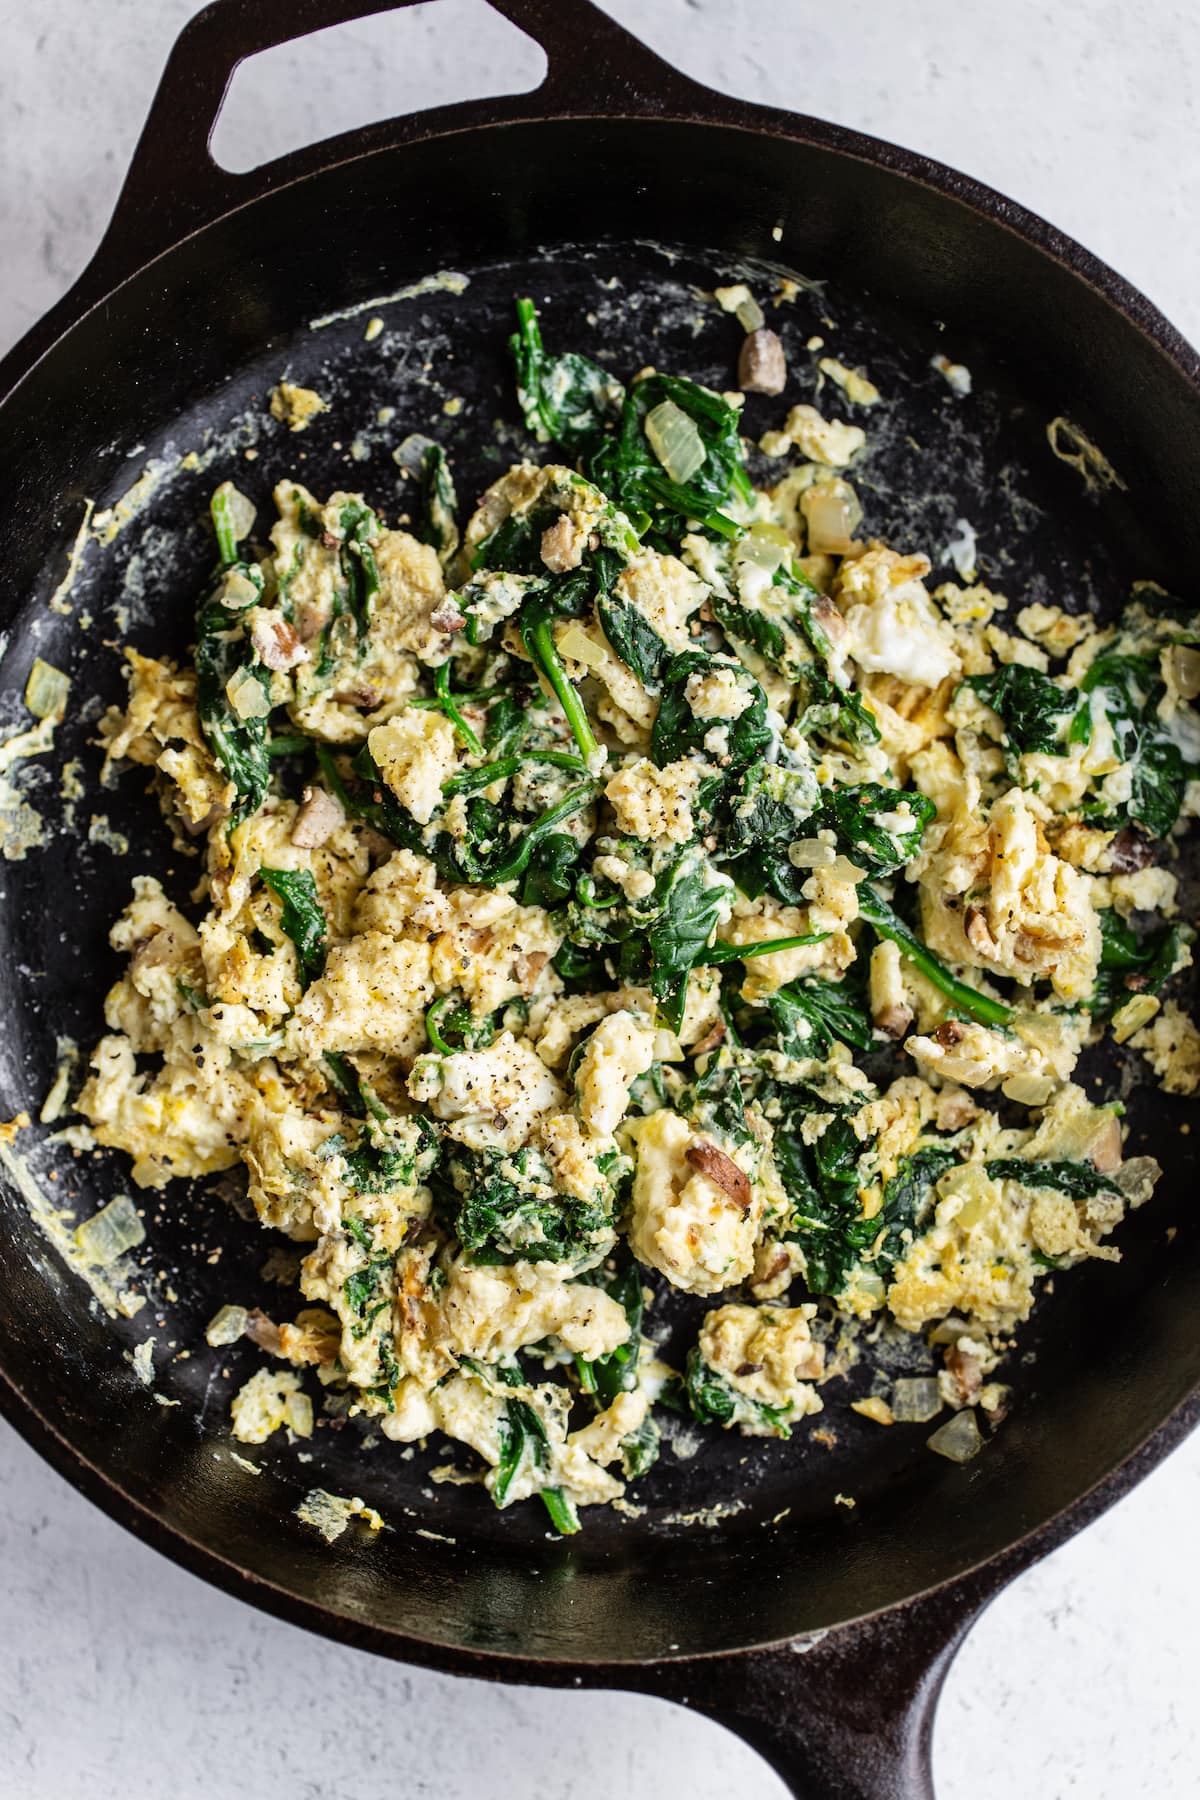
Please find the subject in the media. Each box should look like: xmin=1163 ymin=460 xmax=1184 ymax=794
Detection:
xmin=73 ymin=295 xmax=1194 ymax=1528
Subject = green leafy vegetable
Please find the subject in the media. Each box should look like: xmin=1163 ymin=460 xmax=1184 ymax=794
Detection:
xmin=766 ymin=975 xmax=872 ymax=1057
xmin=857 ymin=884 xmax=1014 ymax=1029
xmin=1092 ymin=908 xmax=1193 ymax=1017
xmin=590 ymin=372 xmax=752 ymax=541
xmin=967 ymin=664 xmax=1075 ymax=759
xmin=1075 ymin=653 xmax=1194 ymax=836
xmin=510 ymin=297 xmax=623 ymax=451
xmin=442 ymin=1142 xmax=618 ymax=1264
xmin=684 ymin=1345 xmax=793 ymax=1436
xmin=984 ymin=1158 xmax=1121 ymax=1198
xmin=817 ymin=784 xmax=936 ymax=874
xmin=260 ymin=866 xmax=327 ymax=988
xmin=417 ymin=442 xmax=460 ymax=567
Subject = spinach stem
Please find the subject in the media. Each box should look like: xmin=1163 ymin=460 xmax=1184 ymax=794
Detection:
xmin=431 ymin=661 xmax=483 ymax=755
xmin=522 ymin=614 xmax=604 ymax=770
xmin=706 ymin=932 xmax=831 ymax=965
xmin=443 ymin=750 xmax=586 ymax=797
xmin=858 ymin=884 xmax=1013 ymax=1029
xmin=486 ymin=781 xmax=598 ymax=885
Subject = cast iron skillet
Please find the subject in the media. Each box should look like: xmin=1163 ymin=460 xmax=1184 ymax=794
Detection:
xmin=1 ymin=2 xmax=1198 ymax=1794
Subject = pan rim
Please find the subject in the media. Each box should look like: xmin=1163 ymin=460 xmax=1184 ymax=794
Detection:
xmin=2 ymin=92 xmax=1200 ymax=1671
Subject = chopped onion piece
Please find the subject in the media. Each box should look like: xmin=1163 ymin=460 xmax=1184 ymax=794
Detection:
xmin=1115 ymin=1154 xmax=1161 ymax=1207
xmin=788 ymin=839 xmax=837 ymax=869
xmin=74 ymin=1193 xmax=144 ymax=1266
xmin=927 ymin=1409 xmax=983 ymax=1463
xmin=736 ymin=296 xmax=765 ymax=334
xmin=286 ymin=1390 xmax=314 ymax=1437
xmin=891 ymin=1377 xmax=942 ymax=1423
xmin=801 ymin=480 xmax=862 ymax=554
xmin=24 ymin=658 xmax=69 ymax=722
xmin=1001 ymin=1072 xmax=1057 ymax=1106
xmin=1167 ymin=643 xmax=1200 ymax=700
xmin=213 ymin=479 xmax=256 ymax=543
xmin=226 ymin=666 xmax=270 ymax=720
xmin=1112 ymin=993 xmax=1160 ymax=1043
xmin=645 ymin=399 xmax=707 ymax=485
xmin=218 ymin=569 xmax=261 ymax=612
xmin=828 ymin=855 xmax=867 ymax=884
xmin=557 ymin=621 xmax=607 ymax=669
xmin=851 ymin=1395 xmax=894 ymax=1426
xmin=205 ymin=1303 xmax=249 ymax=1347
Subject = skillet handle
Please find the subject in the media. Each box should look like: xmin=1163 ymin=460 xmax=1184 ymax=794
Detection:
xmin=79 ymin=0 xmax=719 ymax=300
xmin=622 ymin=1564 xmax=1011 ymax=1800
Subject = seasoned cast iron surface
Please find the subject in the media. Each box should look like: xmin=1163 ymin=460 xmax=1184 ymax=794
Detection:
xmin=1 ymin=242 xmax=1195 ymax=1643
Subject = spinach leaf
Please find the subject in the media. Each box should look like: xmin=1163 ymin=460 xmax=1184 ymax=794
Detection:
xmin=443 ymin=1142 xmax=617 ymax=1264
xmin=984 ymin=1157 xmax=1121 ymax=1198
xmin=725 ymin=763 xmax=822 ymax=859
xmin=684 ymin=1344 xmax=793 ymax=1436
xmin=260 ymin=866 xmax=327 ymax=988
xmin=510 ymin=297 xmax=623 ymax=451
xmin=647 ymin=844 xmax=735 ymax=1033
xmin=857 ymin=884 xmax=1014 ymax=1029
xmin=590 ymin=372 xmax=752 ymax=542
xmin=817 ymin=783 xmax=936 ymax=874
xmin=417 ymin=442 xmax=460 ymax=567
xmin=493 ymin=1394 xmax=580 ymax=1533
xmin=575 ymin=1259 xmax=646 ymax=1408
xmin=794 ymin=668 xmax=883 ymax=751
xmin=596 ymin=591 xmax=671 ymax=689
xmin=1091 ymin=908 xmax=1193 ymax=1017
xmin=783 ymin=1131 xmax=953 ymax=1299
xmin=650 ymin=650 xmax=772 ymax=771
xmin=1076 ymin=652 xmax=1192 ymax=836
xmin=967 ymin=664 xmax=1074 ymax=758
xmin=195 ymin=494 xmax=272 ymax=825
xmin=342 ymin=1252 xmax=393 ymax=1336
xmin=766 ymin=976 xmax=872 ymax=1057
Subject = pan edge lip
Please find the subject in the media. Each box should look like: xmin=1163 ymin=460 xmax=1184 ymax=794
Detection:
xmin=1 ymin=102 xmax=1198 ymax=410
xmin=2 ymin=92 xmax=1200 ymax=1673
xmin=2 ymin=1343 xmax=1196 ymax=1677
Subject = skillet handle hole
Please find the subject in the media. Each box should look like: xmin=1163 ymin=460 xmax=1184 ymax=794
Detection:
xmin=208 ymin=0 xmax=545 ymax=176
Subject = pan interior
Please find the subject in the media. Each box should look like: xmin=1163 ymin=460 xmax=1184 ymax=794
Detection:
xmin=0 ymin=125 xmax=1197 ymax=1665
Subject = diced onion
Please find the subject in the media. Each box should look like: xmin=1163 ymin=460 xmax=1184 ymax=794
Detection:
xmin=851 ymin=1395 xmax=894 ymax=1426
xmin=24 ymin=658 xmax=69 ymax=722
xmin=927 ymin=1409 xmax=983 ymax=1464
xmin=205 ymin=1303 xmax=249 ymax=1347
xmin=226 ymin=666 xmax=271 ymax=720
xmin=891 ymin=1377 xmax=942 ymax=1423
xmin=1001 ymin=1072 xmax=1057 ymax=1106
xmin=736 ymin=523 xmax=791 ymax=575
xmin=1166 ymin=643 xmax=1200 ymax=700
xmin=1115 ymin=1155 xmax=1160 ymax=1206
xmin=829 ymin=855 xmax=867 ymax=884
xmin=788 ymin=839 xmax=837 ymax=869
xmin=736 ymin=296 xmax=765 ymax=334
xmin=214 ymin=479 xmax=256 ymax=543
xmin=73 ymin=1193 xmax=144 ymax=1266
xmin=645 ymin=399 xmax=707 ymax=485
xmin=286 ymin=1390 xmax=314 ymax=1437
xmin=1112 ymin=993 xmax=1160 ymax=1043
xmin=557 ymin=621 xmax=608 ymax=669
xmin=801 ymin=481 xmax=862 ymax=554
xmin=219 ymin=569 xmax=262 ymax=612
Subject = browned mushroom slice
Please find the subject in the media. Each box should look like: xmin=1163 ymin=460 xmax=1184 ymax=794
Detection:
xmin=737 ymin=327 xmax=787 ymax=396
xmin=685 ymin=1140 xmax=752 ymax=1211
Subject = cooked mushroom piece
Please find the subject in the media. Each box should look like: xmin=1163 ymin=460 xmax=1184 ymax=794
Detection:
xmin=737 ymin=327 xmax=787 ymax=395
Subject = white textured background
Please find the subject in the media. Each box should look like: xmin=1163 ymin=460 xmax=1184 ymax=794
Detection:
xmin=2 ymin=3 xmax=1199 ymax=1795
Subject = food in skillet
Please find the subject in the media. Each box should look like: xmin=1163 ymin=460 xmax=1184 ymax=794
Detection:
xmin=74 ymin=296 xmax=1199 ymax=1529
